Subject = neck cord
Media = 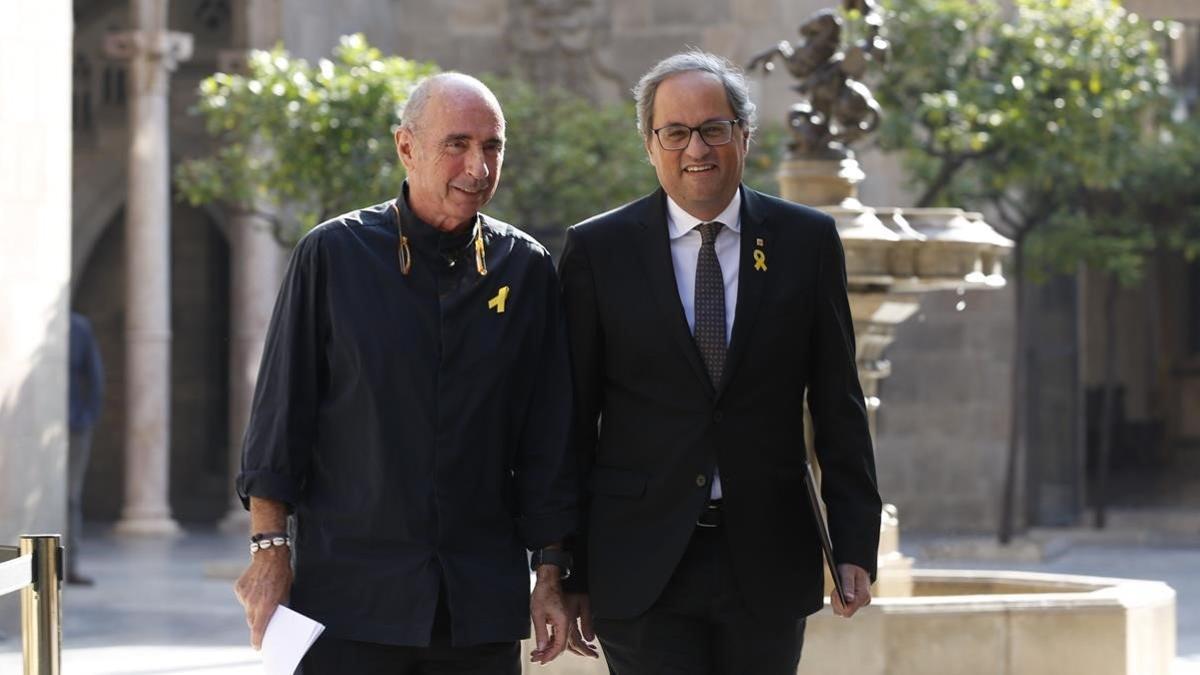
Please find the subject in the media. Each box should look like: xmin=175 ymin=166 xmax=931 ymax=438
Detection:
xmin=390 ymin=200 xmax=488 ymax=276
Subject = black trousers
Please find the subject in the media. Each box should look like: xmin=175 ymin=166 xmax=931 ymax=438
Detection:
xmin=300 ymin=637 xmax=519 ymax=675
xmin=300 ymin=584 xmax=520 ymax=675
xmin=594 ymin=526 xmax=806 ymax=675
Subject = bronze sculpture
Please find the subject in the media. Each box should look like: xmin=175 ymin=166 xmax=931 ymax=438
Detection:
xmin=747 ymin=0 xmax=888 ymax=159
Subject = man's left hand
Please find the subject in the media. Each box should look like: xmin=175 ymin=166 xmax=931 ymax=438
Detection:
xmin=529 ymin=568 xmax=568 ymax=664
xmin=831 ymin=563 xmax=872 ymax=618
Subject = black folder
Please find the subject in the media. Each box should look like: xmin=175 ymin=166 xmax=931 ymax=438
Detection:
xmin=803 ymin=460 xmax=848 ymax=608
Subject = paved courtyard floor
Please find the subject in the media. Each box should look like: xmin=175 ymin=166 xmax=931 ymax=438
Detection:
xmin=0 ymin=526 xmax=1197 ymax=674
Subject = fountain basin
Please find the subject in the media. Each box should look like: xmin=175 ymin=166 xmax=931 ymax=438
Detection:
xmin=519 ymin=568 xmax=1173 ymax=675
xmin=799 ymin=569 xmax=1176 ymax=675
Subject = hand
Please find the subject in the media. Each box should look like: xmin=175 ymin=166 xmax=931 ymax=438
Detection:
xmin=234 ymin=547 xmax=293 ymax=649
xmin=563 ymin=593 xmax=599 ymax=659
xmin=831 ymin=563 xmax=872 ymax=618
xmin=529 ymin=569 xmax=569 ymax=664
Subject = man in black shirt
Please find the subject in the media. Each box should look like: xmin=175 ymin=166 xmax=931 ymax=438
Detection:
xmin=234 ymin=73 xmax=577 ymax=674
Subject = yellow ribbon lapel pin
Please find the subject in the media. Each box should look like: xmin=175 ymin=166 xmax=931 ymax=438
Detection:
xmin=488 ymin=285 xmax=510 ymax=314
xmin=753 ymin=238 xmax=767 ymax=271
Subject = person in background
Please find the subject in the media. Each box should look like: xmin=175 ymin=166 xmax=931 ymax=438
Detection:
xmin=68 ymin=312 xmax=105 ymax=586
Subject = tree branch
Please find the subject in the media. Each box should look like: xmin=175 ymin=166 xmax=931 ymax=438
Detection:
xmin=916 ymin=156 xmax=964 ymax=207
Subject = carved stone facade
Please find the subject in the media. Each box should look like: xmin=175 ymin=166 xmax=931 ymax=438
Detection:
xmin=506 ymin=0 xmax=622 ymax=98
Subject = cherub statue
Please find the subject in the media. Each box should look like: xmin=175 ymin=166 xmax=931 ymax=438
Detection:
xmin=747 ymin=0 xmax=888 ymax=159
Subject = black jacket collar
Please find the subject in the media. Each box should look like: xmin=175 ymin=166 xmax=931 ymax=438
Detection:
xmin=396 ymin=181 xmax=476 ymax=254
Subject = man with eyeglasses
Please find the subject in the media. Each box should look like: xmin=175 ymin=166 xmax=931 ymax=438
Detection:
xmin=558 ymin=50 xmax=882 ymax=674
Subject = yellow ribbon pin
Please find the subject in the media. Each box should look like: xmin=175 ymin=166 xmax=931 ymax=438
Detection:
xmin=753 ymin=249 xmax=768 ymax=271
xmin=488 ymin=286 xmax=510 ymax=314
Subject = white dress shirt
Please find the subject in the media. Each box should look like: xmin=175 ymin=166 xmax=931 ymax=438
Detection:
xmin=666 ymin=189 xmax=742 ymax=500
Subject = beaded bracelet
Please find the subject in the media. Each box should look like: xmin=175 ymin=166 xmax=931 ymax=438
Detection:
xmin=249 ymin=532 xmax=290 ymax=555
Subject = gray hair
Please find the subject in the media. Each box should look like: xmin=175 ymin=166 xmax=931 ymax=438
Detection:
xmin=633 ymin=49 xmax=758 ymax=139
xmin=400 ymin=72 xmax=501 ymax=133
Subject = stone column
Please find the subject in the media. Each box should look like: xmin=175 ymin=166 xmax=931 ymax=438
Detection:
xmin=777 ymin=156 xmax=865 ymax=208
xmin=847 ymin=293 xmax=921 ymax=437
xmin=105 ymin=0 xmax=192 ymax=536
xmin=220 ymin=210 xmax=285 ymax=532
xmin=216 ymin=1 xmax=287 ymax=530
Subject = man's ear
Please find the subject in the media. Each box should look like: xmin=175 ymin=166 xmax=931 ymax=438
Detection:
xmin=395 ymin=127 xmax=416 ymax=172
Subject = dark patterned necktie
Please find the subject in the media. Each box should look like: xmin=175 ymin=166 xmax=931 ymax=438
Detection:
xmin=693 ymin=221 xmax=726 ymax=388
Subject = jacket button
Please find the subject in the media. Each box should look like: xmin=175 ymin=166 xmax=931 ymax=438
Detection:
xmin=695 ymin=474 xmax=707 ymax=487
xmin=713 ymin=410 xmax=724 ymax=423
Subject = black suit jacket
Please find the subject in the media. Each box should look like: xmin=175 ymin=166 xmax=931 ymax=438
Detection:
xmin=558 ymin=186 xmax=882 ymax=621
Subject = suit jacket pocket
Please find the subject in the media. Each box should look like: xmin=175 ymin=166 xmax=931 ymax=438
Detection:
xmin=589 ymin=465 xmax=647 ymax=498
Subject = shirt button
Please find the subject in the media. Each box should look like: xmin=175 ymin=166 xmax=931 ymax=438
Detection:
xmin=696 ymin=474 xmax=707 ymax=487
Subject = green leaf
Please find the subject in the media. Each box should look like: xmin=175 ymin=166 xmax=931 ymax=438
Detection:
xmin=872 ymin=0 xmax=1195 ymax=279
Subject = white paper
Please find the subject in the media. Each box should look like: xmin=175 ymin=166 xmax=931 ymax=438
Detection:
xmin=261 ymin=605 xmax=325 ymax=675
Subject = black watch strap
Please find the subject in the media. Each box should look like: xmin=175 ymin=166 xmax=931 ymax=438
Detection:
xmin=530 ymin=548 xmax=573 ymax=579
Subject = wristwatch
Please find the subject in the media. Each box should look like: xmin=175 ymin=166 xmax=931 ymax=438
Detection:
xmin=530 ymin=548 xmax=573 ymax=579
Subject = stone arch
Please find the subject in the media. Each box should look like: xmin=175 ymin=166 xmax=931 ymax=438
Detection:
xmin=73 ymin=200 xmax=233 ymax=524
xmin=71 ymin=170 xmax=127 ymax=294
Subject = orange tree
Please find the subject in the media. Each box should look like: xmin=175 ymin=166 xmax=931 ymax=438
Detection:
xmin=175 ymin=34 xmax=436 ymax=243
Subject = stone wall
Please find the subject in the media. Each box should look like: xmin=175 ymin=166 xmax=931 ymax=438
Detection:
xmin=875 ymin=287 xmax=1016 ymax=532
xmin=0 ymin=0 xmax=72 ymax=634
xmin=1126 ymin=0 xmax=1200 ymax=20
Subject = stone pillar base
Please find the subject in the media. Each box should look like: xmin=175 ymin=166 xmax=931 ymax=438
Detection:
xmin=875 ymin=552 xmax=915 ymax=597
xmin=777 ymin=156 xmax=865 ymax=207
xmin=114 ymin=514 xmax=181 ymax=537
xmin=875 ymin=504 xmax=914 ymax=597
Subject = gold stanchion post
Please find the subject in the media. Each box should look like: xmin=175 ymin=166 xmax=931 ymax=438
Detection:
xmin=19 ymin=535 xmax=62 ymax=675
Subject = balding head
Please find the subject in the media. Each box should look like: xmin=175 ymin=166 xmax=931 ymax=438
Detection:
xmin=394 ymin=72 xmax=507 ymax=232
xmin=401 ymin=73 xmax=504 ymax=136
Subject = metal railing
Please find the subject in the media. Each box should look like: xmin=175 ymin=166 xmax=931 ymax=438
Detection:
xmin=0 ymin=535 xmax=62 ymax=675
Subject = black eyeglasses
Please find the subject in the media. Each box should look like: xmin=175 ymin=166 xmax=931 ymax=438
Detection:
xmin=652 ymin=119 xmax=741 ymax=150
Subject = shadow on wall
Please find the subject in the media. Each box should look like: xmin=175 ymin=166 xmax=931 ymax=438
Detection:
xmin=0 ymin=284 xmax=68 ymax=639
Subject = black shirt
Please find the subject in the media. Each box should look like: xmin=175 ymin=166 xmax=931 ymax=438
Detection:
xmin=237 ymin=187 xmax=577 ymax=647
